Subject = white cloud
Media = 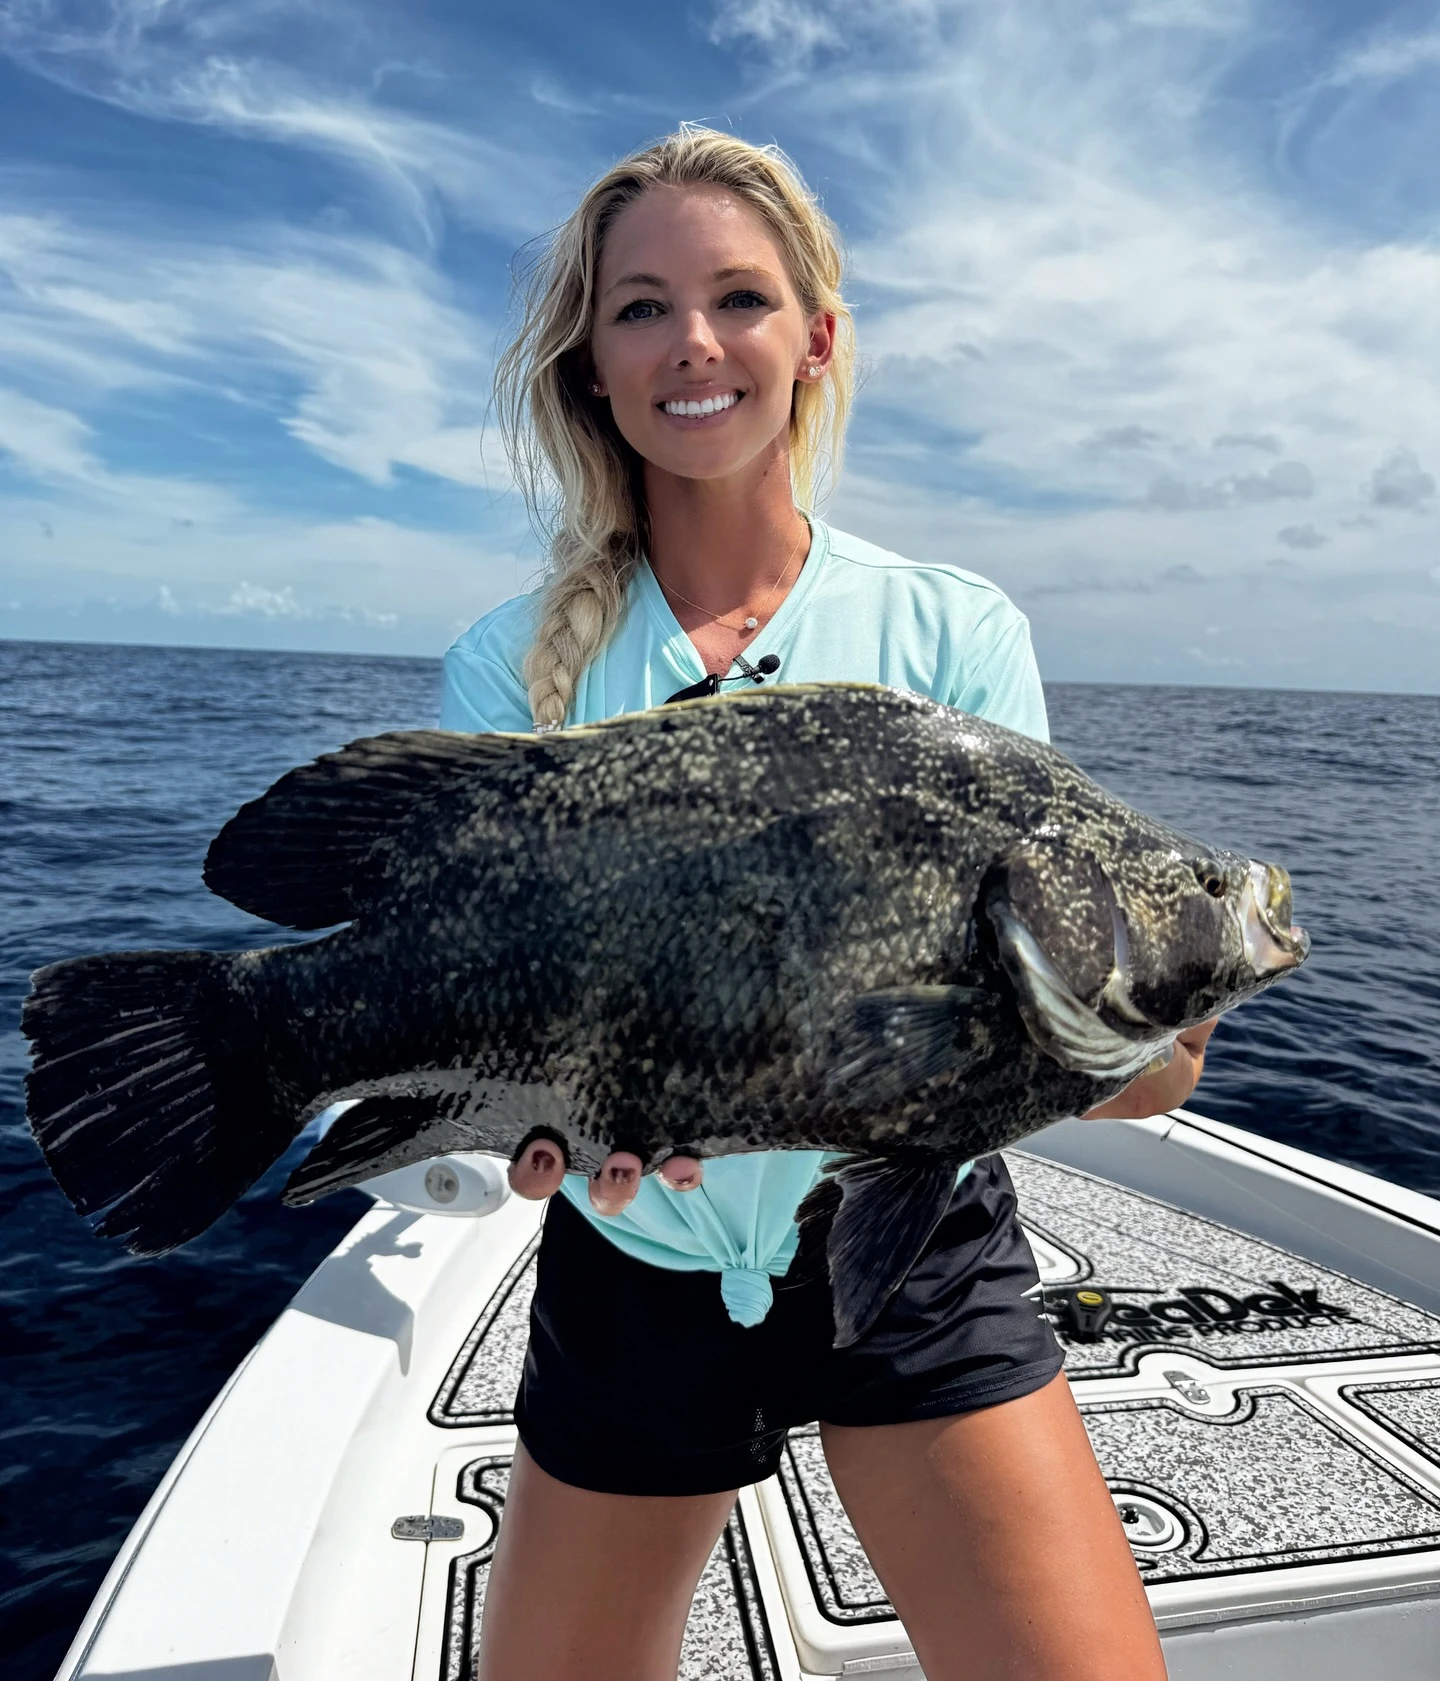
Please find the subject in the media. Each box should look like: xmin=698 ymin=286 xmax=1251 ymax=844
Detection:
xmin=224 ymin=581 xmax=305 ymax=618
xmin=1298 ymin=24 xmax=1440 ymax=99
xmin=0 ymin=387 xmax=97 ymax=481
xmin=1277 ymin=523 xmax=1327 ymax=550
xmin=2 ymin=496 xmax=532 ymax=654
xmin=714 ymin=0 xmax=1440 ymax=688
xmin=0 ymin=1 xmax=570 ymax=244
xmin=0 ymin=206 xmax=511 ymax=491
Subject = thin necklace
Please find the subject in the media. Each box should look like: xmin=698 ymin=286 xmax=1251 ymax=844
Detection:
xmin=656 ymin=522 xmax=807 ymax=635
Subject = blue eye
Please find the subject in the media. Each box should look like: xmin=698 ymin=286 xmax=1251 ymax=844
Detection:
xmin=723 ymin=290 xmax=767 ymax=309
xmin=617 ymin=299 xmax=661 ymax=322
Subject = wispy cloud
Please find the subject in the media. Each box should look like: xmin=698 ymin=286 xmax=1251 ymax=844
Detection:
xmin=711 ymin=0 xmax=1440 ymax=685
xmin=0 ymin=203 xmax=512 ymax=489
xmin=0 ymin=0 xmax=571 ymax=244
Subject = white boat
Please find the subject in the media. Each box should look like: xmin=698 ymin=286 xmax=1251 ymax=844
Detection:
xmin=53 ymin=1108 xmax=1440 ymax=1680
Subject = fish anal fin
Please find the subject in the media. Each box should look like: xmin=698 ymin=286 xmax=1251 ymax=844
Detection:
xmin=283 ymin=1094 xmax=450 ymax=1205
xmin=203 ymin=729 xmax=535 ymax=930
xmin=826 ymin=985 xmax=983 ymax=1105
xmin=800 ymin=1153 xmax=962 ymax=1348
xmin=283 ymin=1075 xmax=578 ymax=1204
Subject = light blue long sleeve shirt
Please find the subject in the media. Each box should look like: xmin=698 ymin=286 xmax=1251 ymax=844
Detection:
xmin=438 ymin=519 xmax=1048 ymax=1326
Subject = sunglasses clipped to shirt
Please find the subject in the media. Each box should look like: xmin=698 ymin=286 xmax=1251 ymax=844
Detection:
xmin=664 ymin=652 xmax=781 ymax=704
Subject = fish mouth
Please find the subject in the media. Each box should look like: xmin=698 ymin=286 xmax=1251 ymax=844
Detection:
xmin=1240 ymin=861 xmax=1309 ymax=976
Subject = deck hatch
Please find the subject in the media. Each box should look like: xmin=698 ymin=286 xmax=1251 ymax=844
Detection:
xmin=1341 ymin=1378 xmax=1440 ymax=1469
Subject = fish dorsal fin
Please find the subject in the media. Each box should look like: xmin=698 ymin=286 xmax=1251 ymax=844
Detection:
xmin=989 ymin=901 xmax=1170 ymax=1080
xmin=826 ymin=985 xmax=984 ymax=1104
xmin=799 ymin=1153 xmax=961 ymax=1348
xmin=204 ymin=729 xmax=535 ymax=929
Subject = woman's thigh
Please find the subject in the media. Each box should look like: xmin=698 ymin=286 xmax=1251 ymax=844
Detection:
xmin=476 ymin=1444 xmax=737 ymax=1681
xmin=820 ymin=1374 xmax=1167 ymax=1681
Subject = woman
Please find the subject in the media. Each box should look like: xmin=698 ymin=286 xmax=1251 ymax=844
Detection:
xmin=441 ymin=126 xmax=1208 ymax=1681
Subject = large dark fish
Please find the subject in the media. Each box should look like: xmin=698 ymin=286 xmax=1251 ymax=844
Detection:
xmin=23 ymin=684 xmax=1308 ymax=1344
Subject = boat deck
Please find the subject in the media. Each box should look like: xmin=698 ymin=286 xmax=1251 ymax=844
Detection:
xmin=418 ymin=1150 xmax=1440 ymax=1680
xmin=55 ymin=1112 xmax=1440 ymax=1681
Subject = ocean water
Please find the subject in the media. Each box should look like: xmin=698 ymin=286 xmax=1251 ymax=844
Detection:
xmin=1 ymin=639 xmax=1437 ymax=1676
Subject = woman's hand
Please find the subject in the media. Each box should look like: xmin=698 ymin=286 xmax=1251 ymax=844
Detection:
xmin=508 ymin=1142 xmax=704 ymax=1213
xmin=1081 ymin=1017 xmax=1219 ymax=1121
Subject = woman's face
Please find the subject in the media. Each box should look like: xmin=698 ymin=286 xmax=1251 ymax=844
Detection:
xmin=589 ymin=184 xmax=833 ymax=485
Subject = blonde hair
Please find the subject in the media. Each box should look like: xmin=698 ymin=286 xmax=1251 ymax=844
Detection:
xmin=495 ymin=124 xmax=857 ymax=729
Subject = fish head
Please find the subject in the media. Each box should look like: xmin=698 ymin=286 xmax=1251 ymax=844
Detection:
xmin=1103 ymin=838 xmax=1309 ymax=1023
xmin=984 ymin=827 xmax=1309 ymax=1083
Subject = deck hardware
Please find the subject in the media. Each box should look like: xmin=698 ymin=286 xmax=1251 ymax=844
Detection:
xmin=1162 ymin=1368 xmax=1211 ymax=1405
xmin=424 ymin=1163 xmax=461 ymax=1204
xmin=1046 ymin=1285 xmax=1113 ymax=1340
xmin=391 ymin=1515 xmax=465 ymax=1541
xmin=1111 ymin=1492 xmax=1185 ymax=1551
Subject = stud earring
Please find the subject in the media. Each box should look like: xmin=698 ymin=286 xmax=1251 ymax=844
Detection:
xmin=808 ymin=366 xmax=822 ymax=378
xmin=588 ymin=382 xmax=603 ymax=396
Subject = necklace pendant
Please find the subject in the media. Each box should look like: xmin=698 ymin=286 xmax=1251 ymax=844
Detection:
xmin=743 ymin=615 xmax=758 ymax=631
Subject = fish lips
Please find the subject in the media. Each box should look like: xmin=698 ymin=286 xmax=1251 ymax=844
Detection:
xmin=1240 ymin=861 xmax=1310 ymax=978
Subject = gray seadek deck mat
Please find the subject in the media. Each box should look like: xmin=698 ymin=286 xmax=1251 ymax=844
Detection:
xmin=439 ymin=1452 xmax=781 ymax=1681
xmin=1005 ymin=1151 xmax=1440 ymax=1377
xmin=1341 ymin=1378 xmax=1440 ymax=1469
xmin=1082 ymin=1388 xmax=1440 ymax=1582
xmin=430 ymin=1237 xmax=538 ymax=1426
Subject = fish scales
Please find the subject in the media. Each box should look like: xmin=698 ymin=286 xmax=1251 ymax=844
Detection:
xmin=22 ymin=683 xmax=1309 ymax=1342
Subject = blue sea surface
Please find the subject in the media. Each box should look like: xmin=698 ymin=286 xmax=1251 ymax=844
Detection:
xmin=1 ymin=639 xmax=1437 ymax=1676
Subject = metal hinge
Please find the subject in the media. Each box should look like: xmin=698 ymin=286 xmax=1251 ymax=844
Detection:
xmin=391 ymin=1515 xmax=465 ymax=1541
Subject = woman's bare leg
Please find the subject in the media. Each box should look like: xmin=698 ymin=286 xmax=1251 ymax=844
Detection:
xmin=821 ymin=1374 xmax=1167 ymax=1681
xmin=477 ymin=1444 xmax=737 ymax=1681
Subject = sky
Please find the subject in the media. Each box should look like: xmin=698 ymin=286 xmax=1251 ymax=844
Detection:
xmin=1 ymin=0 xmax=1438 ymax=691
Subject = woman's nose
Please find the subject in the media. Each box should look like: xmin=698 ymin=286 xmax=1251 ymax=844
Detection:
xmin=672 ymin=308 xmax=721 ymax=366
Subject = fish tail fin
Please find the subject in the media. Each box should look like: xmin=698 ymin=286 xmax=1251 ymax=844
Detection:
xmin=23 ymin=949 xmax=296 ymax=1256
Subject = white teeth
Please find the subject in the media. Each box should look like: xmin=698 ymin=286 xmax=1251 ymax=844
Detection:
xmin=664 ymin=392 xmax=738 ymax=417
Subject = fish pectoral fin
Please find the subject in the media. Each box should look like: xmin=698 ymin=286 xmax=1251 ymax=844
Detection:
xmin=989 ymin=903 xmax=1169 ymax=1080
xmin=825 ymin=985 xmax=983 ymax=1104
xmin=204 ymin=728 xmax=533 ymax=930
xmin=798 ymin=1153 xmax=961 ymax=1349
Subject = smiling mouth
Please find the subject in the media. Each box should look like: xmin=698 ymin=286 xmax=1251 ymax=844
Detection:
xmin=658 ymin=391 xmax=742 ymax=419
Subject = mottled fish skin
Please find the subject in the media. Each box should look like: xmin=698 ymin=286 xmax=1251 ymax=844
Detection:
xmin=22 ymin=682 xmax=1308 ymax=1302
xmin=203 ymin=683 xmax=1306 ymax=1198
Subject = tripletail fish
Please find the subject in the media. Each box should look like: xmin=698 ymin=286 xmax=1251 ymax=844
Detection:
xmin=23 ymin=684 xmax=1309 ymax=1345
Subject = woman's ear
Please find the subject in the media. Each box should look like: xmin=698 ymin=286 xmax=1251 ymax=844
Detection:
xmin=799 ymin=309 xmax=838 ymax=380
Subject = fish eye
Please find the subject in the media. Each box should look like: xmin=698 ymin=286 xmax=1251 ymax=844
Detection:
xmin=1193 ymin=858 xmax=1228 ymax=899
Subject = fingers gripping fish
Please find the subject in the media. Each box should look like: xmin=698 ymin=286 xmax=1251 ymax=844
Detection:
xmin=22 ymin=684 xmax=1309 ymax=1346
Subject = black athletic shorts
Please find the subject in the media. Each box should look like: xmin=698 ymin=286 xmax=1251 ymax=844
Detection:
xmin=514 ymin=1154 xmax=1064 ymax=1496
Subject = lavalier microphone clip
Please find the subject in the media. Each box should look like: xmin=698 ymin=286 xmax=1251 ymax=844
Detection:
xmin=665 ymin=653 xmax=780 ymax=705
